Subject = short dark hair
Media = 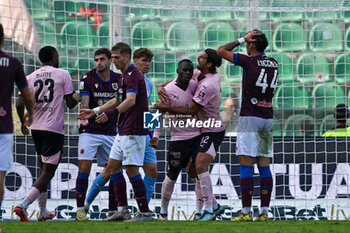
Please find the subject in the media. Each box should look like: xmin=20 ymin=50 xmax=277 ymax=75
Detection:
xmin=111 ymin=42 xmax=131 ymax=56
xmin=252 ymin=33 xmax=268 ymax=53
xmin=334 ymin=104 xmax=349 ymax=121
xmin=0 ymin=23 xmax=4 ymax=42
xmin=94 ymin=48 xmax=111 ymax=59
xmin=178 ymin=59 xmax=193 ymax=67
xmin=38 ymin=46 xmax=57 ymax=64
xmin=133 ymin=48 xmax=154 ymax=60
xmin=205 ymin=48 xmax=222 ymax=73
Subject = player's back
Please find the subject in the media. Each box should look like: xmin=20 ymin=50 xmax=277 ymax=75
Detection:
xmin=27 ymin=66 xmax=74 ymax=135
xmin=235 ymin=53 xmax=278 ymax=119
xmin=0 ymin=51 xmax=27 ymax=134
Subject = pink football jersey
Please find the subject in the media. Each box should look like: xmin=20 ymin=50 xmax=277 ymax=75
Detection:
xmin=27 ymin=66 xmax=75 ymax=134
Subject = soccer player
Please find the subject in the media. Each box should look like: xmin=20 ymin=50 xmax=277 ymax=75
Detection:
xmin=75 ymin=48 xmax=120 ymax=221
xmin=78 ymin=42 xmax=152 ymax=222
xmin=14 ymin=46 xmax=78 ymax=221
xmin=0 ymin=23 xmax=34 ymax=220
xmin=155 ymin=49 xmax=226 ymax=221
xmin=149 ymin=59 xmax=202 ymax=220
xmin=133 ymin=48 xmax=158 ymax=204
xmin=217 ymin=30 xmax=278 ymax=221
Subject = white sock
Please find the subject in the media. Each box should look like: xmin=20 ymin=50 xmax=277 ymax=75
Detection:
xmin=160 ymin=206 xmax=167 ymax=215
xmin=242 ymin=207 xmax=251 ymax=215
xmin=40 ymin=208 xmax=47 ymax=215
xmin=118 ymin=206 xmax=127 ymax=212
xmin=260 ymin=207 xmax=269 ymax=214
xmin=213 ymin=203 xmax=219 ymax=211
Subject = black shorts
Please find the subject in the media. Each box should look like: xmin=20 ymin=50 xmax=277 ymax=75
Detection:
xmin=198 ymin=130 xmax=225 ymax=156
xmin=167 ymin=135 xmax=201 ymax=172
xmin=31 ymin=130 xmax=64 ymax=157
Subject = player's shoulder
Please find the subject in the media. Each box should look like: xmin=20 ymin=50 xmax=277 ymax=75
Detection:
xmin=80 ymin=69 xmax=96 ymax=81
xmin=128 ymin=65 xmax=143 ymax=79
xmin=111 ymin=70 xmax=121 ymax=79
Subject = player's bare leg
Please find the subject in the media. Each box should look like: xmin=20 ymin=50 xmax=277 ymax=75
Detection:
xmin=14 ymin=156 xmax=58 ymax=222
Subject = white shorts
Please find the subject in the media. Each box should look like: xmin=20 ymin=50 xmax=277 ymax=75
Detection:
xmin=78 ymin=133 xmax=115 ymax=167
xmin=236 ymin=116 xmax=273 ymax=158
xmin=0 ymin=134 xmax=14 ymax=171
xmin=109 ymin=135 xmax=146 ymax=166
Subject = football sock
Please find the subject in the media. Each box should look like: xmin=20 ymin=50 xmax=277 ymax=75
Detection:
xmin=144 ymin=175 xmax=156 ymax=204
xmin=130 ymin=174 xmax=149 ymax=213
xmin=38 ymin=192 xmax=48 ymax=215
xmin=22 ymin=187 xmax=40 ymax=209
xmin=108 ymin=181 xmax=118 ymax=211
xmin=75 ymin=172 xmax=89 ymax=208
xmin=161 ymin=176 xmax=176 ymax=214
xmin=240 ymin=165 xmax=254 ymax=212
xmin=258 ymin=166 xmax=273 ymax=212
xmin=86 ymin=173 xmax=108 ymax=205
xmin=194 ymin=178 xmax=204 ymax=214
xmin=110 ymin=171 xmax=127 ymax=207
xmin=198 ymin=172 xmax=214 ymax=213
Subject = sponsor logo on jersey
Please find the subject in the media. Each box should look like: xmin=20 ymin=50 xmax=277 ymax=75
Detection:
xmin=93 ymin=92 xmax=116 ymax=98
xmin=251 ymin=98 xmax=272 ymax=108
xmin=0 ymin=107 xmax=7 ymax=116
xmin=82 ymin=75 xmax=87 ymax=79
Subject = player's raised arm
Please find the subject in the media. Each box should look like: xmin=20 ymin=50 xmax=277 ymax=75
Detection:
xmin=216 ymin=30 xmax=261 ymax=62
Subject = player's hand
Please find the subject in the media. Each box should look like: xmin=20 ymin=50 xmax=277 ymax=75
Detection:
xmin=158 ymin=86 xmax=168 ymax=103
xmin=78 ymin=109 xmax=95 ymax=120
xmin=95 ymin=112 xmax=108 ymax=124
xmin=153 ymin=101 xmax=168 ymax=113
xmin=24 ymin=112 xmax=33 ymax=126
xmin=149 ymin=137 xmax=159 ymax=148
xmin=20 ymin=124 xmax=30 ymax=136
xmin=244 ymin=30 xmax=262 ymax=43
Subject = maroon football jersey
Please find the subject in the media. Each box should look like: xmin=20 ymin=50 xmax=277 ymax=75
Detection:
xmin=0 ymin=50 xmax=28 ymax=133
xmin=233 ymin=53 xmax=278 ymax=119
xmin=118 ymin=64 xmax=148 ymax=135
xmin=79 ymin=69 xmax=120 ymax=135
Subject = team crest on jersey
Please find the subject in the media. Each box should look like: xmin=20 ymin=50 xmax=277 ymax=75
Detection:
xmin=119 ymin=88 xmax=123 ymax=94
xmin=0 ymin=107 xmax=7 ymax=117
xmin=112 ymin=83 xmax=118 ymax=90
xmin=95 ymin=84 xmax=99 ymax=89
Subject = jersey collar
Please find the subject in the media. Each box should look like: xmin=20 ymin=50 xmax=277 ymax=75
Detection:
xmin=95 ymin=69 xmax=113 ymax=82
xmin=256 ymin=52 xmax=266 ymax=57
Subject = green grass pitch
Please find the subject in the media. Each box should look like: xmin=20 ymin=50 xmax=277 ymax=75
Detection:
xmin=1 ymin=221 xmax=350 ymax=233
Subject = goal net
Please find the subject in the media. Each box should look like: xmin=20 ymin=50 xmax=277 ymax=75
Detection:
xmin=1 ymin=0 xmax=350 ymax=220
